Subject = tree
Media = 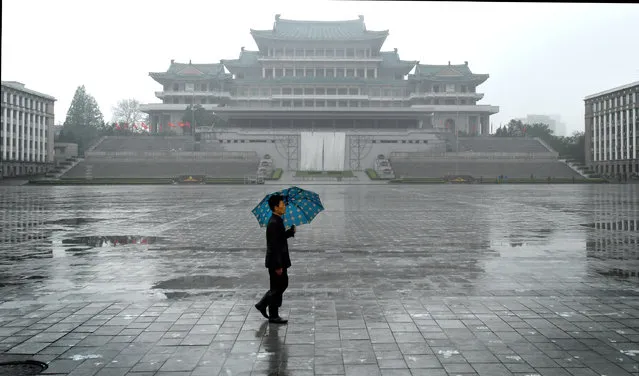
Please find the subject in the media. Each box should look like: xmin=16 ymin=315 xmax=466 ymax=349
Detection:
xmin=494 ymin=118 xmax=585 ymax=162
xmin=181 ymin=104 xmax=216 ymax=135
xmin=58 ymin=85 xmax=104 ymax=154
xmin=112 ymin=98 xmax=146 ymax=126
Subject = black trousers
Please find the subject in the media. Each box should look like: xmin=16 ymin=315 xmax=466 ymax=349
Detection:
xmin=266 ymin=267 xmax=288 ymax=308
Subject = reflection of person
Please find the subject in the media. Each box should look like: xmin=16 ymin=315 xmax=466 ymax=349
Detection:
xmin=256 ymin=321 xmax=288 ymax=373
xmin=255 ymin=194 xmax=295 ymax=324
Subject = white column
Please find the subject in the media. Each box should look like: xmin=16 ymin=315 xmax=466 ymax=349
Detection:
xmin=608 ymin=113 xmax=612 ymax=161
xmin=610 ymin=111 xmax=619 ymax=161
xmin=36 ymin=115 xmax=40 ymax=162
xmin=8 ymin=98 xmax=13 ymax=158
xmin=627 ymin=109 xmax=631 ymax=162
xmin=41 ymin=115 xmax=45 ymax=163
xmin=18 ymin=106 xmax=24 ymax=161
xmin=21 ymin=105 xmax=26 ymax=161
xmin=599 ymin=115 xmax=608 ymax=161
xmin=603 ymin=114 xmax=607 ymax=161
xmin=43 ymin=115 xmax=48 ymax=163
xmin=35 ymin=115 xmax=39 ymax=163
xmin=262 ymin=67 xmax=265 ymax=78
xmin=26 ymin=112 xmax=31 ymax=162
xmin=634 ymin=105 xmax=637 ymax=160
xmin=1 ymin=107 xmax=6 ymax=161
xmin=593 ymin=115 xmax=596 ymax=162
xmin=374 ymin=68 xmax=378 ymax=78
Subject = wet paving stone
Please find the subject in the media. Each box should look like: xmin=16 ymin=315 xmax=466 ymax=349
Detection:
xmin=0 ymin=185 xmax=638 ymax=375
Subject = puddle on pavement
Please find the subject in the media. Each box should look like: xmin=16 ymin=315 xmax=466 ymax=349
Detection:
xmin=62 ymin=236 xmax=161 ymax=248
xmin=153 ymin=275 xmax=240 ymax=290
xmin=46 ymin=218 xmax=103 ymax=226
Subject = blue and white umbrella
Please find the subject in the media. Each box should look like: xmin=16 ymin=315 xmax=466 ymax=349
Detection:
xmin=252 ymin=186 xmax=324 ymax=228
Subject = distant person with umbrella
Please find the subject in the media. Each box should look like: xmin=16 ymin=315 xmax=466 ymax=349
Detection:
xmin=252 ymin=187 xmax=324 ymax=324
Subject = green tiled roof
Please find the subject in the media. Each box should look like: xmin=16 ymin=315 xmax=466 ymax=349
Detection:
xmin=221 ymin=50 xmax=260 ymax=68
xmin=380 ymin=51 xmax=418 ymax=73
xmin=412 ymin=63 xmax=488 ymax=84
xmin=415 ymin=64 xmax=473 ymax=76
xmin=251 ymin=16 xmax=388 ymax=41
xmin=150 ymin=61 xmax=227 ymax=82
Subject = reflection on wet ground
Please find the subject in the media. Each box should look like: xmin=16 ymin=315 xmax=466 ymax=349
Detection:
xmin=0 ymin=185 xmax=637 ymax=300
xmin=63 ymin=236 xmax=161 ymax=248
xmin=0 ymin=185 xmax=637 ymax=375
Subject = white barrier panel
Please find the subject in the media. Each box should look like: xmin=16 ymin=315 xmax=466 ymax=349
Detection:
xmin=300 ymin=132 xmax=323 ymax=171
xmin=322 ymin=132 xmax=346 ymax=171
xmin=300 ymin=132 xmax=346 ymax=171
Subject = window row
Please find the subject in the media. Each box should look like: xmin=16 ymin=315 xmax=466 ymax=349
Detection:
xmin=267 ymin=48 xmax=375 ymax=58
xmin=591 ymin=92 xmax=638 ymax=112
xmin=2 ymin=92 xmax=51 ymax=113
xmin=233 ymin=87 xmax=406 ymax=97
xmin=261 ymin=67 xmax=379 ymax=79
xmin=231 ymin=100 xmax=410 ymax=108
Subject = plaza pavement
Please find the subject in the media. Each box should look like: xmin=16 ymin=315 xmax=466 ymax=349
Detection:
xmin=0 ymin=184 xmax=638 ymax=376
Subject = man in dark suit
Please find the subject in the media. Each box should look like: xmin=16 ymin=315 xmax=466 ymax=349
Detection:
xmin=255 ymin=194 xmax=295 ymax=324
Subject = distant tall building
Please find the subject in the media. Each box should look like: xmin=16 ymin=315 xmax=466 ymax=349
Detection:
xmin=584 ymin=81 xmax=638 ymax=176
xmin=516 ymin=114 xmax=566 ymax=136
xmin=141 ymin=15 xmax=498 ymax=134
xmin=1 ymin=81 xmax=56 ymax=178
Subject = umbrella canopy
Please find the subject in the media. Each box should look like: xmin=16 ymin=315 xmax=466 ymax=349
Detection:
xmin=252 ymin=186 xmax=324 ymax=228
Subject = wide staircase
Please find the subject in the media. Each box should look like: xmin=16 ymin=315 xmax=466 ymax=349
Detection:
xmin=59 ymin=136 xmax=261 ymax=183
xmin=391 ymin=160 xmax=582 ymax=179
xmin=457 ymin=137 xmax=551 ymax=153
xmin=390 ymin=136 xmax=585 ymax=181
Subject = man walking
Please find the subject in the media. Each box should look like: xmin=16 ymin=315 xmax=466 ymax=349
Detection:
xmin=255 ymin=194 xmax=295 ymax=324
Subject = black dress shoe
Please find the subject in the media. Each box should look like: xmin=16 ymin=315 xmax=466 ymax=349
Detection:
xmin=255 ymin=304 xmax=269 ymax=319
xmin=268 ymin=316 xmax=288 ymax=324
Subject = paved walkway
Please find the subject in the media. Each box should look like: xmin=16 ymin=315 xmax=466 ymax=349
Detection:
xmin=0 ymin=185 xmax=638 ymax=376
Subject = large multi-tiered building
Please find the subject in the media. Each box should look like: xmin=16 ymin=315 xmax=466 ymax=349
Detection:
xmin=140 ymin=15 xmax=500 ymax=171
xmin=142 ymin=15 xmax=497 ymax=135
xmin=1 ymin=81 xmax=56 ymax=178
xmin=584 ymin=81 xmax=638 ymax=177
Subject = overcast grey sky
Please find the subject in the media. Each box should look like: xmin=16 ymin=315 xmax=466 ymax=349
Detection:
xmin=2 ymin=0 xmax=638 ymax=135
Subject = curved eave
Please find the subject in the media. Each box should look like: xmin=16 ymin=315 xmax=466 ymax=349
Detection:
xmin=149 ymin=72 xmax=232 ymax=84
xmin=411 ymin=74 xmax=489 ymax=85
xmin=381 ymin=61 xmax=419 ymax=75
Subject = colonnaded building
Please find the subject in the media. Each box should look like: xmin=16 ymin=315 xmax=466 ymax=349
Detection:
xmin=1 ymin=81 xmax=56 ymax=178
xmin=140 ymin=15 xmax=499 ymax=171
xmin=584 ymin=81 xmax=639 ymax=177
xmin=63 ymin=15 xmax=579 ymax=182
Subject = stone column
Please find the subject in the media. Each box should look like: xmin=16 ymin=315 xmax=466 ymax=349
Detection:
xmin=26 ymin=112 xmax=31 ymax=162
xmin=8 ymin=99 xmax=13 ymax=159
xmin=627 ymin=108 xmax=631 ymax=163
xmin=633 ymin=105 xmax=637 ymax=161
xmin=1 ymin=107 xmax=6 ymax=161
xmin=40 ymin=115 xmax=45 ymax=163
xmin=593 ymin=115 xmax=598 ymax=162
xmin=20 ymin=104 xmax=25 ymax=161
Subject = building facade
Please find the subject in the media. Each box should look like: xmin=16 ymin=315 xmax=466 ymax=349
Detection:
xmin=1 ymin=81 xmax=56 ymax=178
xmin=141 ymin=15 xmax=498 ymax=135
xmin=516 ymin=114 xmax=567 ymax=137
xmin=584 ymin=81 xmax=639 ymax=176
